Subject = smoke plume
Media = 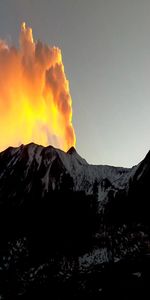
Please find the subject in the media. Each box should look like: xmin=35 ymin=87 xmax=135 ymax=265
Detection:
xmin=0 ymin=22 xmax=76 ymax=151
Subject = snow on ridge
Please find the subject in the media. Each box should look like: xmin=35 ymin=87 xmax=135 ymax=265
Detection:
xmin=0 ymin=143 xmax=145 ymax=195
xmin=38 ymin=145 xmax=139 ymax=192
xmin=54 ymin=148 xmax=133 ymax=192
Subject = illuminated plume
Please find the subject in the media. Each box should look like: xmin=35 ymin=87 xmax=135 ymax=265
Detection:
xmin=0 ymin=23 xmax=76 ymax=152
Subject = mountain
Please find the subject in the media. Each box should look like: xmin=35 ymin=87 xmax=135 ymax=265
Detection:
xmin=0 ymin=143 xmax=150 ymax=299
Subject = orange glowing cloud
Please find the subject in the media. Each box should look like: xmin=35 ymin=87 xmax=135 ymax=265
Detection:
xmin=0 ymin=22 xmax=76 ymax=152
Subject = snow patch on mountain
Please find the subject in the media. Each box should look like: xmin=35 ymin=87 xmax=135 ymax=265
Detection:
xmin=0 ymin=143 xmax=148 ymax=207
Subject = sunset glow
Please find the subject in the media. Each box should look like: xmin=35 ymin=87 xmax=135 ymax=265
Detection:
xmin=0 ymin=23 xmax=76 ymax=151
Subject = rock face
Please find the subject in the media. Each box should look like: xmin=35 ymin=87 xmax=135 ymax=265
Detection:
xmin=0 ymin=143 xmax=150 ymax=299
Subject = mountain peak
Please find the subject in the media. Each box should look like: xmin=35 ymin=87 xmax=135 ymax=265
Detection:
xmin=67 ymin=146 xmax=77 ymax=155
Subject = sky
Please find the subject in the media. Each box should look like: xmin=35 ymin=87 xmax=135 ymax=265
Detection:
xmin=0 ymin=0 xmax=150 ymax=167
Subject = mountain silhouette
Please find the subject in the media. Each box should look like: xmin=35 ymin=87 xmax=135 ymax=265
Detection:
xmin=0 ymin=143 xmax=150 ymax=299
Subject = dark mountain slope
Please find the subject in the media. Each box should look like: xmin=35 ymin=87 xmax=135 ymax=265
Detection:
xmin=0 ymin=143 xmax=150 ymax=299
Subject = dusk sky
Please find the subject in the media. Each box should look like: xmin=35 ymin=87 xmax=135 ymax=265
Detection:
xmin=0 ymin=0 xmax=150 ymax=167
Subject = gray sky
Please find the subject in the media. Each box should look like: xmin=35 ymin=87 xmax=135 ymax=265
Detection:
xmin=0 ymin=0 xmax=150 ymax=167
